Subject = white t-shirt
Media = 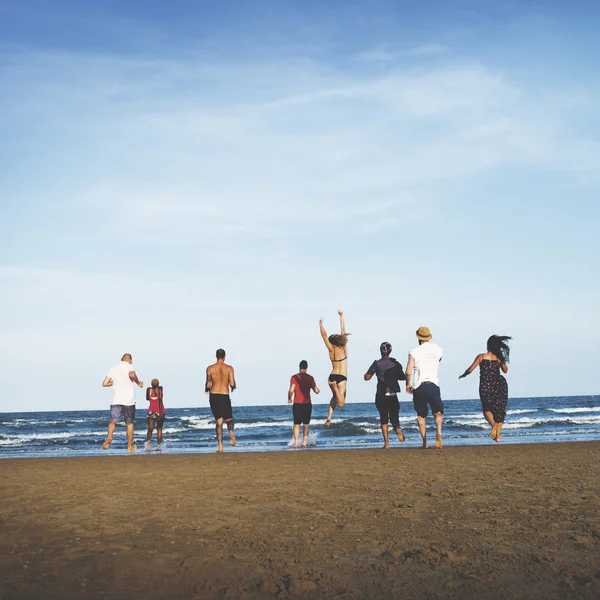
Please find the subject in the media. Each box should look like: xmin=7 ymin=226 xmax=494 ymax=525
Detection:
xmin=106 ymin=361 xmax=137 ymax=406
xmin=409 ymin=342 xmax=443 ymax=388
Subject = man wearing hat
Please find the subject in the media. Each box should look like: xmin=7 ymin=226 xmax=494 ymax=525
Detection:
xmin=405 ymin=327 xmax=444 ymax=449
xmin=364 ymin=342 xmax=407 ymax=448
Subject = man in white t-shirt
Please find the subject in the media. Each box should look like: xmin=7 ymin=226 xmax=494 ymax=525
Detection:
xmin=405 ymin=327 xmax=444 ymax=449
xmin=101 ymin=353 xmax=143 ymax=453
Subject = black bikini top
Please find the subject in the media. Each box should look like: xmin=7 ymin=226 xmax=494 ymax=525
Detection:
xmin=331 ymin=354 xmax=347 ymax=363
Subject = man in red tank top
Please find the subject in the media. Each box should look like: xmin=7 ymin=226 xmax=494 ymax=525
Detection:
xmin=288 ymin=360 xmax=320 ymax=447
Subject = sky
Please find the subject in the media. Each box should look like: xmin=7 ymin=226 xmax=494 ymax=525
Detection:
xmin=1 ymin=0 xmax=599 ymax=412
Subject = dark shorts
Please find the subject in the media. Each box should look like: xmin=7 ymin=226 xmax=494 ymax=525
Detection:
xmin=110 ymin=404 xmax=136 ymax=425
xmin=293 ymin=403 xmax=312 ymax=425
xmin=147 ymin=412 xmax=165 ymax=426
xmin=375 ymin=393 xmax=400 ymax=427
xmin=209 ymin=393 xmax=233 ymax=421
xmin=413 ymin=383 xmax=444 ymax=418
xmin=328 ymin=374 xmax=347 ymax=384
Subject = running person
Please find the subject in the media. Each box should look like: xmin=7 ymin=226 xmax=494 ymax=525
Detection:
xmin=405 ymin=327 xmax=444 ymax=449
xmin=101 ymin=353 xmax=143 ymax=453
xmin=320 ymin=310 xmax=349 ymax=428
xmin=206 ymin=348 xmax=237 ymax=453
xmin=145 ymin=378 xmax=165 ymax=450
xmin=288 ymin=360 xmax=320 ymax=447
xmin=459 ymin=335 xmax=512 ymax=442
xmin=364 ymin=342 xmax=406 ymax=448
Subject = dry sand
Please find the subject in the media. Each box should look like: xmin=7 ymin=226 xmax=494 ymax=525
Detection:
xmin=1 ymin=442 xmax=599 ymax=599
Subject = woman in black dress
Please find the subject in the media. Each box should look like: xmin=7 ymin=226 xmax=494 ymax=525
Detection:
xmin=459 ymin=335 xmax=511 ymax=442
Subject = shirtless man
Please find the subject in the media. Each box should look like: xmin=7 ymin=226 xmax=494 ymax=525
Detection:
xmin=205 ymin=348 xmax=237 ymax=453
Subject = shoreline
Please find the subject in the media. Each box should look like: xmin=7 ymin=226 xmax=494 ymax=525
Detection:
xmin=1 ymin=442 xmax=599 ymax=599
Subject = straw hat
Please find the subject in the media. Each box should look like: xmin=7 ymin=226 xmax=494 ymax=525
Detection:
xmin=416 ymin=326 xmax=432 ymax=341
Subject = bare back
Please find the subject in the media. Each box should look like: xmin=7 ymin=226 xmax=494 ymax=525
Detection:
xmin=329 ymin=345 xmax=348 ymax=376
xmin=207 ymin=361 xmax=235 ymax=394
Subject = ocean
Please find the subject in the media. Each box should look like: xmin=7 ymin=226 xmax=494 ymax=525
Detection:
xmin=1 ymin=395 xmax=599 ymax=458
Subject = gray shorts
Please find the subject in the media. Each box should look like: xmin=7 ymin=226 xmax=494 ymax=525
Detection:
xmin=110 ymin=404 xmax=136 ymax=425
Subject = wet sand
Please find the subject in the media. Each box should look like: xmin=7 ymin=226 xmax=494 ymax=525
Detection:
xmin=1 ymin=442 xmax=599 ymax=599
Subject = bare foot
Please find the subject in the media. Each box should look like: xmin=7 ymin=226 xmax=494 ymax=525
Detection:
xmin=324 ymin=420 xmax=331 ymax=428
xmin=102 ymin=438 xmax=112 ymax=450
xmin=302 ymin=441 xmax=308 ymax=447
xmin=491 ymin=424 xmax=498 ymax=440
xmin=145 ymin=441 xmax=151 ymax=451
xmin=422 ymin=439 xmax=429 ymax=449
xmin=397 ymin=429 xmax=405 ymax=443
xmin=229 ymin=435 xmax=237 ymax=446
xmin=217 ymin=445 xmax=224 ymax=453
xmin=127 ymin=444 xmax=137 ymax=454
xmin=435 ymin=435 xmax=443 ymax=449
xmin=382 ymin=442 xmax=390 ymax=449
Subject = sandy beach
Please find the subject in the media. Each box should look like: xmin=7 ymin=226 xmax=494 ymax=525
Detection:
xmin=1 ymin=442 xmax=599 ymax=599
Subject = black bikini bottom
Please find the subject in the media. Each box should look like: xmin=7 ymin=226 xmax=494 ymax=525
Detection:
xmin=328 ymin=374 xmax=347 ymax=384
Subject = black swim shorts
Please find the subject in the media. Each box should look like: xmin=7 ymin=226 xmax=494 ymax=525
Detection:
xmin=292 ymin=403 xmax=312 ymax=425
xmin=209 ymin=393 xmax=233 ymax=420
xmin=375 ymin=393 xmax=400 ymax=427
xmin=412 ymin=383 xmax=444 ymax=418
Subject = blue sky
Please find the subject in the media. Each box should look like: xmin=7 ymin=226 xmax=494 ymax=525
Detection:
xmin=1 ymin=1 xmax=599 ymax=412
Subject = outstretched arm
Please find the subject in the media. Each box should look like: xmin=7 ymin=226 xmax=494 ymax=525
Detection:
xmin=338 ymin=310 xmax=345 ymax=335
xmin=459 ymin=354 xmax=482 ymax=379
xmin=102 ymin=376 xmax=113 ymax=387
xmin=320 ymin=318 xmax=333 ymax=350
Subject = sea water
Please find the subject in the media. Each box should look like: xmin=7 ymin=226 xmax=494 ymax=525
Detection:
xmin=1 ymin=396 xmax=599 ymax=458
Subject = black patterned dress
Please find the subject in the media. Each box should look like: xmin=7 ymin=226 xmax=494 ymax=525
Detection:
xmin=479 ymin=360 xmax=508 ymax=423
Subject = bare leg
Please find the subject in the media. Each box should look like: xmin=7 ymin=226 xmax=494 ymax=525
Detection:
xmin=483 ymin=411 xmax=498 ymax=439
xmin=146 ymin=417 xmax=155 ymax=450
xmin=334 ymin=380 xmax=347 ymax=408
xmin=325 ymin=396 xmax=336 ymax=427
xmin=225 ymin=418 xmax=236 ymax=446
xmin=494 ymin=422 xmax=503 ymax=442
xmin=302 ymin=424 xmax=309 ymax=447
xmin=157 ymin=423 xmax=163 ymax=445
xmin=216 ymin=418 xmax=224 ymax=452
xmin=417 ymin=415 xmax=428 ymax=448
xmin=102 ymin=421 xmax=117 ymax=450
xmin=293 ymin=424 xmax=301 ymax=447
xmin=393 ymin=424 xmax=405 ymax=443
xmin=434 ymin=411 xmax=443 ymax=449
xmin=126 ymin=423 xmax=137 ymax=453
xmin=381 ymin=423 xmax=390 ymax=449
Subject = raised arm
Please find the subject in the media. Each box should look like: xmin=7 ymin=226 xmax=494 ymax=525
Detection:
xmin=405 ymin=354 xmax=415 ymax=394
xmin=229 ymin=367 xmax=237 ymax=392
xmin=320 ymin=318 xmax=333 ymax=351
xmin=459 ymin=354 xmax=483 ymax=379
xmin=338 ymin=310 xmax=346 ymax=335
xmin=102 ymin=376 xmax=113 ymax=387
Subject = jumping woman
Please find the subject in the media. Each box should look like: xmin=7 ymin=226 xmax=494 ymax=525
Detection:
xmin=320 ymin=310 xmax=349 ymax=428
xmin=459 ymin=335 xmax=512 ymax=442
xmin=145 ymin=378 xmax=165 ymax=450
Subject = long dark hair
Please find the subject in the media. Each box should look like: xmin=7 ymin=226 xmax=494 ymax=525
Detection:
xmin=487 ymin=335 xmax=512 ymax=363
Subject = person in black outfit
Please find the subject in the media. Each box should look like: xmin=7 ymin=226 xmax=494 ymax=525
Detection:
xmin=364 ymin=342 xmax=407 ymax=448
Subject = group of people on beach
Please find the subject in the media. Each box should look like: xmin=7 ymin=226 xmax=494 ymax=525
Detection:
xmin=100 ymin=310 xmax=511 ymax=453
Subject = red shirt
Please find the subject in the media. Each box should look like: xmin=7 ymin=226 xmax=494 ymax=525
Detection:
xmin=290 ymin=372 xmax=315 ymax=404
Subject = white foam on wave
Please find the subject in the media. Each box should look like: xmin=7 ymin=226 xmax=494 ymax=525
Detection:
xmin=0 ymin=430 xmax=101 ymax=446
xmin=549 ymin=407 xmax=600 ymax=414
xmin=506 ymin=409 xmax=537 ymax=415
